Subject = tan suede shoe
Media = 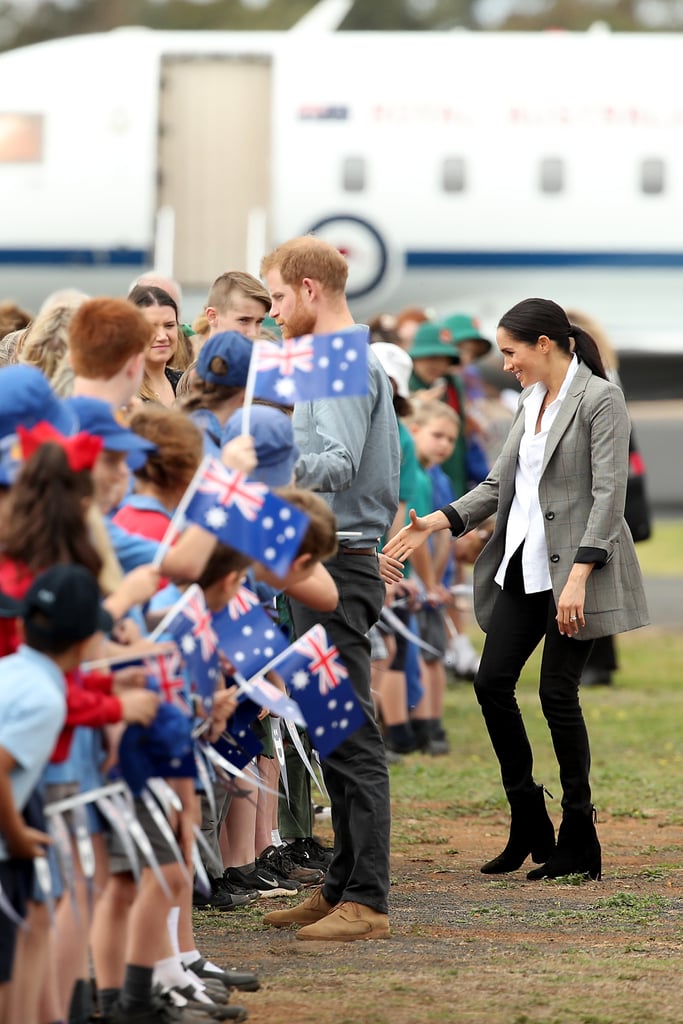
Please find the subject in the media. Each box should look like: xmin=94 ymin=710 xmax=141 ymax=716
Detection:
xmin=295 ymin=901 xmax=390 ymax=941
xmin=262 ymin=885 xmax=334 ymax=928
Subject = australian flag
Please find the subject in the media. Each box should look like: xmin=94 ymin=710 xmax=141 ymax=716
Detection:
xmin=255 ymin=624 xmax=366 ymax=758
xmin=225 ymin=585 xmax=261 ymax=621
xmin=154 ymin=585 xmax=220 ymax=713
xmin=251 ymin=326 xmax=369 ymax=405
xmin=214 ymin=718 xmax=263 ymax=770
xmin=212 ymin=600 xmax=289 ymax=681
xmin=183 ymin=456 xmax=310 ymax=578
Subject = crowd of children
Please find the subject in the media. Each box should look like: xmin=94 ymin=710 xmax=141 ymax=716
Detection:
xmin=0 ymin=269 xmax=516 ymax=1024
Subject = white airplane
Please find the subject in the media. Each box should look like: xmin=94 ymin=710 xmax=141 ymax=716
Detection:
xmin=1 ymin=0 xmax=683 ymax=352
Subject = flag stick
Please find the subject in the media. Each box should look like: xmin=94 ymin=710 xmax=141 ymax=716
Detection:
xmin=240 ymin=344 xmax=260 ymax=437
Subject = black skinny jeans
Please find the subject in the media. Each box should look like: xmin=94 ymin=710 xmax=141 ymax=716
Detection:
xmin=474 ymin=552 xmax=595 ymax=813
xmin=288 ymin=552 xmax=391 ymax=913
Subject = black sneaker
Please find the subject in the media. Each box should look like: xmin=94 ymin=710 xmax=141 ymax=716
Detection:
xmin=193 ymin=878 xmax=256 ymax=911
xmin=109 ymin=992 xmax=182 ymax=1023
xmin=167 ymin=989 xmax=245 ymax=1022
xmin=185 ymin=956 xmax=260 ymax=993
xmin=213 ymin=876 xmax=259 ymax=909
xmin=257 ymin=845 xmax=323 ymax=887
xmin=224 ymin=865 xmax=299 ymax=898
xmin=285 ymin=837 xmax=334 ymax=871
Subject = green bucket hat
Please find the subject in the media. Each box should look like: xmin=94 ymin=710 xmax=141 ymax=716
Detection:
xmin=440 ymin=313 xmax=491 ymax=353
xmin=408 ymin=322 xmax=460 ymax=363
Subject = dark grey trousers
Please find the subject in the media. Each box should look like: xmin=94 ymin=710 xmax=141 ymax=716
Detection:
xmin=288 ymin=552 xmax=391 ymax=914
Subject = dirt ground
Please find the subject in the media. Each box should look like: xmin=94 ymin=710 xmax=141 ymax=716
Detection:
xmin=193 ymin=811 xmax=683 ymax=1024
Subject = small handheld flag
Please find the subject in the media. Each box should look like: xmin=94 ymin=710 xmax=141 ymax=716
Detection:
xmin=250 ymin=326 xmax=369 ymax=405
xmin=182 ymin=456 xmax=310 ymax=578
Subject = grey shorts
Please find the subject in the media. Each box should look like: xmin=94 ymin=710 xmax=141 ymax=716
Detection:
xmin=415 ymin=606 xmax=447 ymax=664
xmin=107 ymin=795 xmax=180 ymax=875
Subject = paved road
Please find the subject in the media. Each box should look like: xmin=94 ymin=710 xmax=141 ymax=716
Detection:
xmin=630 ymin=402 xmax=683 ymax=514
xmin=642 ymin=576 xmax=682 ymax=631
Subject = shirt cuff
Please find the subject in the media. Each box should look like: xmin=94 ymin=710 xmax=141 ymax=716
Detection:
xmin=440 ymin=504 xmax=465 ymax=536
xmin=574 ymin=546 xmax=608 ymax=568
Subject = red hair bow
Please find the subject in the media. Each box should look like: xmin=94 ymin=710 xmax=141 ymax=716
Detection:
xmin=17 ymin=421 xmax=103 ymax=472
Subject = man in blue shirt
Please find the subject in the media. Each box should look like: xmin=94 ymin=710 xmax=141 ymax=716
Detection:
xmin=260 ymin=236 xmax=400 ymax=942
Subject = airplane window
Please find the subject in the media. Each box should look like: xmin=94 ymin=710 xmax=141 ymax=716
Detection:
xmin=342 ymin=157 xmax=366 ymax=192
xmin=641 ymin=158 xmax=665 ymax=195
xmin=539 ymin=157 xmax=564 ymax=194
xmin=443 ymin=157 xmax=466 ymax=193
xmin=0 ymin=113 xmax=43 ymax=163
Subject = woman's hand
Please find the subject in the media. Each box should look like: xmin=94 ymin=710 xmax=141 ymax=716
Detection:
xmin=383 ymin=508 xmax=445 ymax=563
xmin=556 ymin=572 xmax=590 ymax=635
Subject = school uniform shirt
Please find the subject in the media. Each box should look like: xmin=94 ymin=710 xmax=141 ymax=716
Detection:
xmin=0 ymin=560 xmax=122 ymax=762
xmin=111 ymin=493 xmax=173 ymax=542
xmin=105 ymin=519 xmax=159 ymax=575
xmin=111 ymin=493 xmax=177 ymax=598
xmin=189 ymin=408 xmax=223 ymax=457
xmin=0 ymin=645 xmax=67 ymax=860
xmin=494 ymin=355 xmax=579 ymax=593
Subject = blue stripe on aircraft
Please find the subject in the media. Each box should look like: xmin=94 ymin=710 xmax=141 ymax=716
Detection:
xmin=2 ymin=247 xmax=683 ymax=271
xmin=405 ymin=251 xmax=683 ymax=268
xmin=0 ymin=248 xmax=149 ymax=266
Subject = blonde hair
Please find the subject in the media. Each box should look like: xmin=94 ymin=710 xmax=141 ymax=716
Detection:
xmin=19 ymin=303 xmax=78 ymax=382
xmin=206 ymin=270 xmax=271 ymax=314
xmin=406 ymin=399 xmax=460 ymax=431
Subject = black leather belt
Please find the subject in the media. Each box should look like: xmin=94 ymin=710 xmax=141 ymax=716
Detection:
xmin=339 ymin=547 xmax=376 ymax=556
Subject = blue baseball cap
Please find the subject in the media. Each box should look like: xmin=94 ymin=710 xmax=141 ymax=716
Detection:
xmin=65 ymin=396 xmax=156 ymax=456
xmin=222 ymin=404 xmax=299 ymax=489
xmin=0 ymin=365 xmax=77 ymax=440
xmin=197 ymin=331 xmax=253 ymax=388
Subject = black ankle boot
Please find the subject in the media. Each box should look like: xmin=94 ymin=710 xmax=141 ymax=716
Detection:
xmin=480 ymin=785 xmax=556 ymax=874
xmin=527 ymin=806 xmax=602 ymax=880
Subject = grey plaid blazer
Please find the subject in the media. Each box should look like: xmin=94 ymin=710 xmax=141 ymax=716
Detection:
xmin=451 ymin=362 xmax=649 ymax=640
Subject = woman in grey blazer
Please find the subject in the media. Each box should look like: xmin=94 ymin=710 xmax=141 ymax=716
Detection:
xmin=385 ymin=298 xmax=649 ymax=882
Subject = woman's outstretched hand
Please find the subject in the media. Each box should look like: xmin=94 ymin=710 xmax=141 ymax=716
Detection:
xmin=383 ymin=508 xmax=436 ymax=563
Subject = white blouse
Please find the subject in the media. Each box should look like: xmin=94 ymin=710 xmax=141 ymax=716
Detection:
xmin=494 ymin=355 xmax=579 ymax=594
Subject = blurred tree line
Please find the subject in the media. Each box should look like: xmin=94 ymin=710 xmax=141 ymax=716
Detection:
xmin=0 ymin=0 xmax=680 ymax=54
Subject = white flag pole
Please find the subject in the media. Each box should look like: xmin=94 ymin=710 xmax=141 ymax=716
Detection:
xmin=240 ymin=344 xmax=260 ymax=437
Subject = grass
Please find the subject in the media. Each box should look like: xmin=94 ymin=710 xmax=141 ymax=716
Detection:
xmin=389 ymin=628 xmax=683 ymax=820
xmin=633 ymin=518 xmax=683 ymax=576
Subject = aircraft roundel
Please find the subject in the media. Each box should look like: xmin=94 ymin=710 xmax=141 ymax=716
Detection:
xmin=305 ymin=215 xmax=388 ymax=300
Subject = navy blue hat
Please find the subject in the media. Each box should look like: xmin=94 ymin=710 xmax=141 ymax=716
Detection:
xmin=66 ymin=397 xmax=157 ymax=455
xmin=196 ymin=331 xmax=253 ymax=388
xmin=22 ymin=565 xmax=114 ymax=644
xmin=222 ymin=404 xmax=299 ymax=488
xmin=0 ymin=365 xmax=77 ymax=440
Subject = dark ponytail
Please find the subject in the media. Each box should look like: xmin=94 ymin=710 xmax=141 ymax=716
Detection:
xmin=499 ymin=298 xmax=608 ymax=380
xmin=0 ymin=443 xmax=102 ymax=577
xmin=567 ymin=323 xmax=608 ymax=380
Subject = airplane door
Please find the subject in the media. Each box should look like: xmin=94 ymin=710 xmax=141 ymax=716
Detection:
xmin=156 ymin=55 xmax=271 ymax=288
